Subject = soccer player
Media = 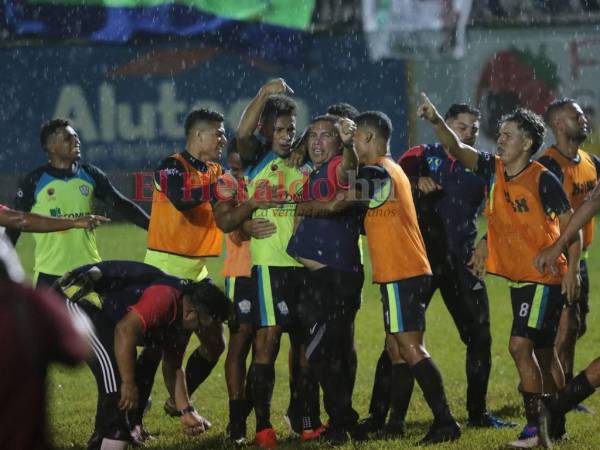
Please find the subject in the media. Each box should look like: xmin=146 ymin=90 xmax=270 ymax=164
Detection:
xmin=214 ymin=81 xmax=309 ymax=449
xmin=289 ymin=114 xmax=361 ymax=444
xmin=302 ymin=111 xmax=461 ymax=444
xmin=222 ymin=148 xmax=277 ymax=445
xmin=143 ymin=108 xmax=228 ymax=415
xmin=56 ymin=261 xmax=230 ymax=450
xmin=360 ymin=103 xmax=511 ymax=434
xmin=538 ymin=99 xmax=599 ymax=413
xmin=7 ymin=118 xmax=149 ymax=287
xmin=534 ymin=175 xmax=600 ymax=443
xmin=419 ymin=93 xmax=581 ymax=448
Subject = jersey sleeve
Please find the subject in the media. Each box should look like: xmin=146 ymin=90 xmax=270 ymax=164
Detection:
xmin=128 ymin=285 xmax=180 ymax=334
xmin=154 ymin=158 xmax=219 ymax=210
xmin=539 ymin=171 xmax=571 ymax=219
xmin=356 ymin=164 xmax=392 ymax=209
xmin=474 ymin=152 xmax=496 ymax=183
xmin=398 ymin=145 xmax=426 ymax=178
xmin=537 ymin=155 xmax=564 ymax=184
xmin=86 ymin=164 xmax=150 ymax=229
xmin=5 ymin=170 xmax=41 ymax=244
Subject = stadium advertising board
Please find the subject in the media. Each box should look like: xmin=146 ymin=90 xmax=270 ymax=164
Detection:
xmin=0 ymin=37 xmax=409 ymax=174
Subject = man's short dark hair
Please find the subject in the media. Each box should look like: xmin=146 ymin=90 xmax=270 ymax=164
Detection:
xmin=501 ymin=108 xmax=546 ymax=154
xmin=444 ymin=103 xmax=481 ymax=121
xmin=327 ymin=102 xmax=359 ymax=120
xmin=40 ymin=118 xmax=70 ymax=151
xmin=184 ymin=108 xmax=224 ymax=138
xmin=543 ymin=98 xmax=577 ymax=125
xmin=355 ymin=111 xmax=393 ymax=142
xmin=183 ymin=279 xmax=230 ymax=323
xmin=259 ymin=95 xmax=296 ymax=127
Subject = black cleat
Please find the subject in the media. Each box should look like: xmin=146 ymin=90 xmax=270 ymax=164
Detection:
xmin=320 ymin=427 xmax=350 ymax=446
xmin=418 ymin=420 xmax=461 ymax=445
xmin=226 ymin=421 xmax=247 ymax=447
xmin=382 ymin=419 xmax=405 ymax=438
xmin=355 ymin=415 xmax=385 ymax=435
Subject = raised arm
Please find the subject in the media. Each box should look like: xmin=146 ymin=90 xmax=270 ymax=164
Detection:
xmin=237 ymin=78 xmax=293 ymax=160
xmin=417 ymin=93 xmax=480 ymax=170
xmin=335 ymin=118 xmax=359 ymax=186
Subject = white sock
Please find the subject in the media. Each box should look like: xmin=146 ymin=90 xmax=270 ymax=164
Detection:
xmin=100 ymin=438 xmax=128 ymax=450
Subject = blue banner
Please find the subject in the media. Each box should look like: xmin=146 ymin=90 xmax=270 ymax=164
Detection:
xmin=0 ymin=36 xmax=409 ymax=175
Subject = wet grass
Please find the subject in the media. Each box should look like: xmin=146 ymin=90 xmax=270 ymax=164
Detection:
xmin=16 ymin=221 xmax=600 ymax=449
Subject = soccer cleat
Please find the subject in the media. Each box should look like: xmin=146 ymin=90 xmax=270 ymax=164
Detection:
xmin=468 ymin=412 xmax=517 ymax=429
xmin=226 ymin=421 xmax=247 ymax=446
xmin=418 ymin=420 xmax=461 ymax=445
xmin=382 ymin=419 xmax=405 ymax=438
xmin=319 ymin=427 xmax=350 ymax=446
xmin=130 ymin=425 xmax=155 ymax=447
xmin=355 ymin=415 xmax=385 ymax=435
xmin=506 ymin=425 xmax=545 ymax=449
xmin=573 ymin=403 xmax=594 ymax=414
xmin=254 ymin=427 xmax=277 ymax=449
xmin=300 ymin=425 xmax=327 ymax=442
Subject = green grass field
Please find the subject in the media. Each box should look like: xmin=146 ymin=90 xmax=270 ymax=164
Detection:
xmin=15 ymin=223 xmax=600 ymax=449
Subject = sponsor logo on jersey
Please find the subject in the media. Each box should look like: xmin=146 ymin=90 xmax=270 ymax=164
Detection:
xmin=277 ymin=301 xmax=289 ymax=316
xmin=238 ymin=299 xmax=251 ymax=314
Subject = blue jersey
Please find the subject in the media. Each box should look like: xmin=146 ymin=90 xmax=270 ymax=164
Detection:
xmin=399 ymin=143 xmax=486 ymax=263
xmin=287 ymin=156 xmax=362 ymax=272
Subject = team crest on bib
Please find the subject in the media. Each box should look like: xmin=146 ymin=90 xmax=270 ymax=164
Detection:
xmin=79 ymin=185 xmax=90 ymax=196
xmin=238 ymin=300 xmax=252 ymax=314
xmin=277 ymin=301 xmax=289 ymax=316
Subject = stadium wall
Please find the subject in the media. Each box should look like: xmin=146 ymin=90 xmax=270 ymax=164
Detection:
xmin=413 ymin=24 xmax=600 ymax=155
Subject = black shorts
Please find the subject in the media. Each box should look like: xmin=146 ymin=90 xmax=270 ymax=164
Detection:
xmin=251 ymin=265 xmax=307 ymax=330
xmin=510 ymin=283 xmax=564 ymax=348
xmin=298 ymin=266 xmax=364 ymax=345
xmin=380 ymin=274 xmax=433 ymax=334
xmin=225 ymin=276 xmax=254 ymax=325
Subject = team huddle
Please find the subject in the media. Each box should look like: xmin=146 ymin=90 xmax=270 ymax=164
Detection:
xmin=5 ymin=78 xmax=600 ymax=449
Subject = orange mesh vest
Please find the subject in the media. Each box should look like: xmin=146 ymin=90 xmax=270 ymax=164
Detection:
xmin=542 ymin=147 xmax=597 ymax=249
xmin=484 ymin=158 xmax=566 ymax=284
xmin=364 ymin=156 xmax=431 ymax=283
xmin=223 ymin=233 xmax=252 ymax=277
xmin=147 ymin=153 xmax=223 ymax=257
